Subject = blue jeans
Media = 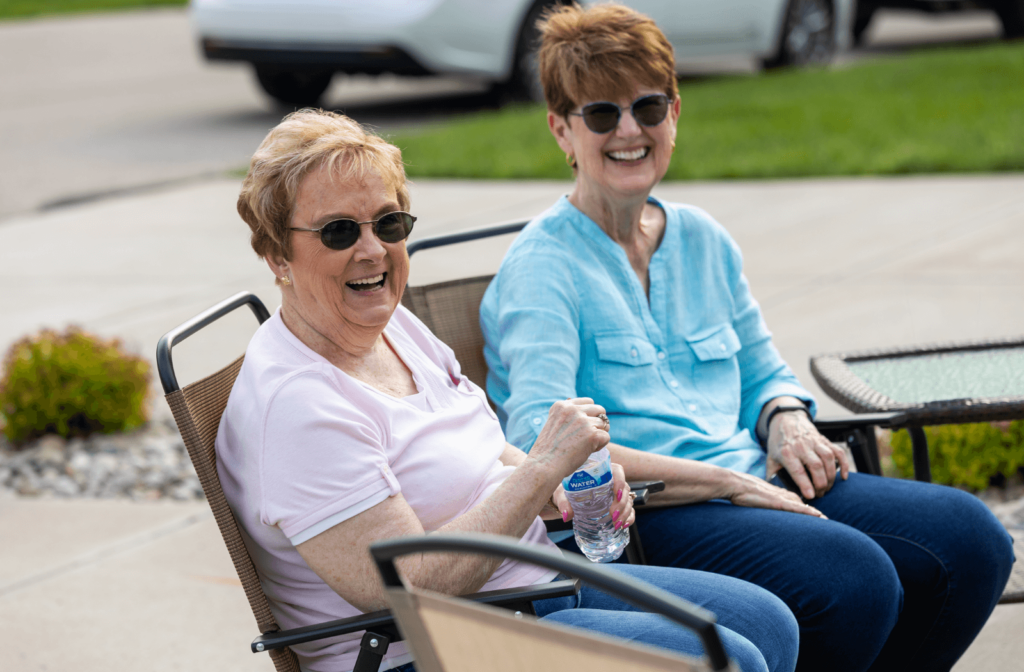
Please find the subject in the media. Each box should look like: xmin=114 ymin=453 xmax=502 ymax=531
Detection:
xmin=563 ymin=472 xmax=1013 ymax=672
xmin=534 ymin=564 xmax=798 ymax=672
xmin=387 ymin=565 xmax=798 ymax=672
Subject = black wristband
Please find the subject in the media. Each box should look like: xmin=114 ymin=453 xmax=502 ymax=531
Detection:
xmin=761 ymin=404 xmax=812 ymax=446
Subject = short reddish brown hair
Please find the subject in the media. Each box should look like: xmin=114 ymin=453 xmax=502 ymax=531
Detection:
xmin=538 ymin=3 xmax=678 ymax=117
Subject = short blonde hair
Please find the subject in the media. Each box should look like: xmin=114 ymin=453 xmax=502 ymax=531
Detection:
xmin=538 ymin=3 xmax=678 ymax=117
xmin=237 ymin=109 xmax=410 ymax=260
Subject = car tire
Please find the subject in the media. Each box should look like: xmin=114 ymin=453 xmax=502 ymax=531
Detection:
xmin=763 ymin=0 xmax=836 ymax=69
xmin=995 ymin=0 xmax=1024 ymax=39
xmin=493 ymin=0 xmax=556 ymax=103
xmin=852 ymin=1 xmax=876 ymax=45
xmin=254 ymin=65 xmax=333 ymax=108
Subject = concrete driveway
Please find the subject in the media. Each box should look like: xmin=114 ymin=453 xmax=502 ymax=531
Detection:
xmin=0 ymin=7 xmax=1005 ymax=220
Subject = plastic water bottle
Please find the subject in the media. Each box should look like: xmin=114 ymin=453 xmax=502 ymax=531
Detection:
xmin=562 ymin=447 xmax=629 ymax=563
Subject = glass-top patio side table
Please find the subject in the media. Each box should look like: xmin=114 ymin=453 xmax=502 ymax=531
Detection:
xmin=811 ymin=336 xmax=1024 ymax=483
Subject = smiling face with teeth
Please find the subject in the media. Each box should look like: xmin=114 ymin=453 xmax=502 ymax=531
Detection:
xmin=266 ymin=162 xmax=410 ymax=352
xmin=548 ymin=86 xmax=679 ymax=213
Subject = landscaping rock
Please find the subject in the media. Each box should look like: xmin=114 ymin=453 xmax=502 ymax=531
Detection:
xmin=0 ymin=419 xmax=203 ymax=501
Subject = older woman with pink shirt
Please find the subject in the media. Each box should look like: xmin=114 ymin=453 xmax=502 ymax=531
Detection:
xmin=214 ymin=109 xmax=799 ymax=672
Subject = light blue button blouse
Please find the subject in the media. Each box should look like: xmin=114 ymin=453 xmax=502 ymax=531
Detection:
xmin=480 ymin=195 xmax=816 ymax=478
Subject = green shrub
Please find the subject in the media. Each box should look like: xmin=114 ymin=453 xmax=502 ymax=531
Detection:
xmin=891 ymin=421 xmax=1024 ymax=491
xmin=0 ymin=327 xmax=150 ymax=445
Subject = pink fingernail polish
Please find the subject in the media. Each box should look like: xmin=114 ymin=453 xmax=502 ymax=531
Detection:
xmin=612 ymin=510 xmax=619 ymax=521
xmin=562 ymin=511 xmax=568 ymax=522
xmin=617 ymin=489 xmax=623 ymax=501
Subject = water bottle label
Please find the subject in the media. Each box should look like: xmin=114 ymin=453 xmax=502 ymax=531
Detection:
xmin=562 ymin=460 xmax=612 ymax=492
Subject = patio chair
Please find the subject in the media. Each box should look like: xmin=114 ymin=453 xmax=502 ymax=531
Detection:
xmin=156 ymin=292 xmax=579 ymax=672
xmin=371 ymin=532 xmax=738 ymax=672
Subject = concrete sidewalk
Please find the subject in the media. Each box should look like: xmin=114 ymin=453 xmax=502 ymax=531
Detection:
xmin=1 ymin=174 xmax=1022 ymax=670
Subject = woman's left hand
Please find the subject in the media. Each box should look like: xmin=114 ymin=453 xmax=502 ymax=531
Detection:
xmin=766 ymin=411 xmax=850 ymax=500
xmin=540 ymin=464 xmax=635 ymax=528
xmin=609 ymin=462 xmax=635 ymax=532
xmin=541 ymin=484 xmax=572 ymax=522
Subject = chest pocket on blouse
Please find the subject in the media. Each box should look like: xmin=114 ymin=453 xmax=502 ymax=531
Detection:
xmin=595 ymin=332 xmax=656 ymax=366
xmin=589 ymin=332 xmax=657 ymax=406
xmin=686 ymin=324 xmax=742 ymax=414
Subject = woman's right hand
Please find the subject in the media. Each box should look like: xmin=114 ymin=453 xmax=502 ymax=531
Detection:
xmin=528 ymin=398 xmax=610 ymax=477
xmin=725 ymin=470 xmax=827 ymax=518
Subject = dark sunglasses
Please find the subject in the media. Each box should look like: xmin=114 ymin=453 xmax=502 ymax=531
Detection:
xmin=569 ymin=94 xmax=671 ymax=134
xmin=289 ymin=211 xmax=416 ymax=251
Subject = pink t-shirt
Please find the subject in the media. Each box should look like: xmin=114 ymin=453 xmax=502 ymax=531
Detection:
xmin=216 ymin=306 xmax=557 ymax=672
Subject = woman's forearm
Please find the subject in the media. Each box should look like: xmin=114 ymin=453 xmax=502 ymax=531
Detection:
xmin=396 ymin=456 xmax=560 ymax=598
xmin=304 ymin=401 xmax=606 ymax=612
xmin=606 ymin=442 xmax=742 ymax=506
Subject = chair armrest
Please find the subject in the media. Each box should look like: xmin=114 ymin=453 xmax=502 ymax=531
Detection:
xmin=250 ymin=579 xmax=580 ymax=652
xmin=813 ymin=411 xmax=907 ymax=436
xmin=629 ymin=480 xmax=666 ymax=502
xmin=252 ymin=608 xmax=397 ymax=653
xmin=813 ymin=412 xmax=907 ymax=477
xmin=371 ymin=533 xmax=733 ymax=671
xmin=545 ymin=480 xmax=665 ymax=533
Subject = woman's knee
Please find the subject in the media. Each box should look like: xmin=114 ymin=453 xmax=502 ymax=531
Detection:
xmin=795 ymin=526 xmax=903 ymax=643
xmin=753 ymin=590 xmax=800 ymax=672
xmin=611 ymin=564 xmax=798 ymax=672
xmin=931 ymin=487 xmax=1015 ymax=596
xmin=717 ymin=626 xmax=771 ymax=672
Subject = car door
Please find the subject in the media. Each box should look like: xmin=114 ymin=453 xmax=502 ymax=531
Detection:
xmin=625 ymin=0 xmax=773 ymax=59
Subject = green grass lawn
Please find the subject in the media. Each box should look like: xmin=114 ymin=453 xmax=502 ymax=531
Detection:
xmin=390 ymin=42 xmax=1024 ymax=181
xmin=0 ymin=0 xmax=185 ymax=20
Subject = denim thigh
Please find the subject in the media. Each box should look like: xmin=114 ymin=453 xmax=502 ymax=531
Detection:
xmin=534 ymin=563 xmax=799 ymax=672
xmin=604 ymin=472 xmax=1014 ymax=672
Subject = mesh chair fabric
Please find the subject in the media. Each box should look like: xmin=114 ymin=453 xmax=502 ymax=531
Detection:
xmin=165 ymin=356 xmax=301 ymax=672
xmin=402 ymin=275 xmax=494 ymax=390
xmin=388 ymin=587 xmax=712 ymax=672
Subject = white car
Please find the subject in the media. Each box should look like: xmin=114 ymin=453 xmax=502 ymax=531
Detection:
xmin=191 ymin=0 xmax=854 ymax=106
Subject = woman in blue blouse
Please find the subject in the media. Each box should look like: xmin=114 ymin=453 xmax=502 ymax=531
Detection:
xmin=480 ymin=5 xmax=1013 ymax=672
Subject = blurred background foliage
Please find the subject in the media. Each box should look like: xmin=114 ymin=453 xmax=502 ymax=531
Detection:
xmin=890 ymin=421 xmax=1024 ymax=491
xmin=393 ymin=41 xmax=1024 ymax=181
xmin=0 ymin=327 xmax=150 ymax=445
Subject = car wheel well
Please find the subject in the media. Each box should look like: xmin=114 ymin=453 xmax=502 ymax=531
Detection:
xmin=253 ymin=65 xmax=333 ymax=108
xmin=995 ymin=0 xmax=1024 ymax=39
xmin=764 ymin=0 xmax=837 ymax=70
xmin=494 ymin=0 xmax=572 ymax=103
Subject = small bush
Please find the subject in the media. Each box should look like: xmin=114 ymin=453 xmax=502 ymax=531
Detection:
xmin=891 ymin=421 xmax=1024 ymax=491
xmin=0 ymin=327 xmax=150 ymax=445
